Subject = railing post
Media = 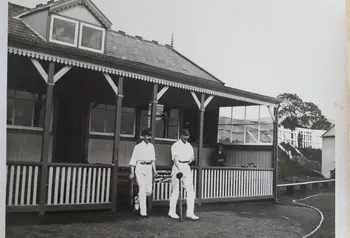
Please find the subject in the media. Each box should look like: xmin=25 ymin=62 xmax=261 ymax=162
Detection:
xmin=197 ymin=93 xmax=205 ymax=204
xmin=272 ymin=107 xmax=278 ymax=203
xmin=111 ymin=76 xmax=124 ymax=212
xmin=300 ymin=184 xmax=307 ymax=194
xmin=39 ymin=62 xmax=55 ymax=216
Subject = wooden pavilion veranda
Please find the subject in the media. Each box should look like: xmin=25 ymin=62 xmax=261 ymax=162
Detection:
xmin=6 ymin=0 xmax=280 ymax=215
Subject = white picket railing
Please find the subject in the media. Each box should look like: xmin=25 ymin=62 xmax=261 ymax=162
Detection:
xmin=201 ymin=168 xmax=273 ymax=199
xmin=152 ymin=167 xmax=273 ymax=202
xmin=46 ymin=164 xmax=112 ymax=205
xmin=6 ymin=163 xmax=274 ymax=209
xmin=153 ymin=169 xmax=197 ymax=201
xmin=6 ymin=163 xmax=40 ymax=207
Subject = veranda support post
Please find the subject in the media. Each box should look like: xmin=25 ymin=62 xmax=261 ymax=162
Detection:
xmin=111 ymin=76 xmax=124 ymax=212
xmin=149 ymin=83 xmax=159 ymax=211
xmin=197 ymin=93 xmax=205 ymax=204
xmin=39 ymin=62 xmax=55 ymax=216
xmin=150 ymin=84 xmax=158 ymax=144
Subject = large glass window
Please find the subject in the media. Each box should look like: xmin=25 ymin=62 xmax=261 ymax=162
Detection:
xmin=218 ymin=105 xmax=273 ymax=144
xmin=90 ymin=104 xmax=135 ymax=136
xmin=7 ymin=90 xmax=45 ymax=128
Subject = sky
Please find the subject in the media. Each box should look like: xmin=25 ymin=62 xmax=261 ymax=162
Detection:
xmin=10 ymin=0 xmax=346 ymax=121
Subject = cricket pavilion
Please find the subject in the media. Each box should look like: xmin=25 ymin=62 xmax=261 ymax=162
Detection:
xmin=6 ymin=0 xmax=280 ymax=215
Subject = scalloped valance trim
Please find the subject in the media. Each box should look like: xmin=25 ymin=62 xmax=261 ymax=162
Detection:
xmin=8 ymin=46 xmax=276 ymax=107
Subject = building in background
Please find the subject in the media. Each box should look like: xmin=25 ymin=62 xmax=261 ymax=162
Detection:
xmin=321 ymin=124 xmax=335 ymax=178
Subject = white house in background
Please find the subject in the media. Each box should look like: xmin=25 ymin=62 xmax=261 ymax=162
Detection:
xmin=278 ymin=126 xmax=326 ymax=149
xmin=321 ymin=124 xmax=335 ymax=178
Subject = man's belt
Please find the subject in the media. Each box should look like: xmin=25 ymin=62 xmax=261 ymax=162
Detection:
xmin=179 ymin=161 xmax=190 ymax=164
xmin=139 ymin=161 xmax=152 ymax=165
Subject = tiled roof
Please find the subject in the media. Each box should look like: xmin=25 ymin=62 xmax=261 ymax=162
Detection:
xmin=8 ymin=4 xmax=43 ymax=40
xmin=8 ymin=2 xmax=223 ymax=85
xmin=105 ymin=31 xmax=222 ymax=83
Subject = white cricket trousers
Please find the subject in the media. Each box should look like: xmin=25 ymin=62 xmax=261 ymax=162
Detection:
xmin=169 ymin=164 xmax=195 ymax=216
xmin=135 ymin=165 xmax=153 ymax=216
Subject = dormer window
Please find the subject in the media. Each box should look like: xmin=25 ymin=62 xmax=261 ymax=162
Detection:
xmin=49 ymin=15 xmax=79 ymax=47
xmin=48 ymin=14 xmax=106 ymax=54
xmin=78 ymin=22 xmax=105 ymax=53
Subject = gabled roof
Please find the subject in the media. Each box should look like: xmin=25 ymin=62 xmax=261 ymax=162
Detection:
xmin=17 ymin=0 xmax=112 ymax=29
xmin=322 ymin=124 xmax=335 ymax=138
xmin=8 ymin=2 xmax=281 ymax=106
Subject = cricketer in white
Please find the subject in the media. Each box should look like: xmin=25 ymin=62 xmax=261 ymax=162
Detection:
xmin=168 ymin=129 xmax=199 ymax=220
xmin=129 ymin=128 xmax=158 ymax=217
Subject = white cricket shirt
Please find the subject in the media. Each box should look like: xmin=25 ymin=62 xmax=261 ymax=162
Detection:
xmin=171 ymin=139 xmax=194 ymax=162
xmin=129 ymin=141 xmax=156 ymax=167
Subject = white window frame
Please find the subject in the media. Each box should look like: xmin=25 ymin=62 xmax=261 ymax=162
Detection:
xmin=217 ymin=105 xmax=273 ymax=146
xmin=49 ymin=14 xmax=79 ymax=47
xmin=78 ymin=22 xmax=106 ymax=54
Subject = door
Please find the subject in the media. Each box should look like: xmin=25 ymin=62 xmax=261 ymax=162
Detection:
xmin=54 ymin=95 xmax=89 ymax=163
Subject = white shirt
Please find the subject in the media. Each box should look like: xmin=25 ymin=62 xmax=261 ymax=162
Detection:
xmin=129 ymin=141 xmax=156 ymax=167
xmin=171 ymin=139 xmax=194 ymax=162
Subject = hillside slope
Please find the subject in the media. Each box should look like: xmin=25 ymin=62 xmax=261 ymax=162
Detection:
xmin=278 ymin=142 xmax=324 ymax=184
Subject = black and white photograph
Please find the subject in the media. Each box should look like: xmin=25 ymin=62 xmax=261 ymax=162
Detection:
xmin=2 ymin=0 xmax=348 ymax=237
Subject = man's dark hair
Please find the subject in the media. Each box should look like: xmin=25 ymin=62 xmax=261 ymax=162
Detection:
xmin=180 ymin=129 xmax=190 ymax=136
xmin=141 ymin=128 xmax=152 ymax=137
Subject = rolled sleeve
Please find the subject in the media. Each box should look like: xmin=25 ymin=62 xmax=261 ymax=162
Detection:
xmin=171 ymin=144 xmax=178 ymax=161
xmin=129 ymin=145 xmax=139 ymax=167
xmin=151 ymin=144 xmax=156 ymax=161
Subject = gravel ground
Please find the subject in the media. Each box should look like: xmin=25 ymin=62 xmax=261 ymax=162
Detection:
xmin=6 ymin=203 xmax=318 ymax=238
xmin=6 ymin=188 xmax=335 ymax=238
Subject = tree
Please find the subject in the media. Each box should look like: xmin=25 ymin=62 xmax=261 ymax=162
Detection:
xmin=277 ymin=93 xmax=332 ymax=130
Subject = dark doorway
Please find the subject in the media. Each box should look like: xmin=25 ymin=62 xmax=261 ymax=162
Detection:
xmin=53 ymin=69 xmax=90 ymax=163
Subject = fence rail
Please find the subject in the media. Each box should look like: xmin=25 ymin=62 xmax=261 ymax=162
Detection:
xmin=6 ymin=162 xmax=113 ymax=211
xmin=6 ymin=163 xmax=40 ymax=207
xmin=6 ymin=162 xmax=276 ymax=212
xmin=152 ymin=167 xmax=274 ymax=202
xmin=201 ymin=168 xmax=273 ymax=199
xmin=153 ymin=169 xmax=198 ymax=201
xmin=47 ymin=164 xmax=112 ymax=206
xmin=277 ymin=179 xmax=335 ymax=187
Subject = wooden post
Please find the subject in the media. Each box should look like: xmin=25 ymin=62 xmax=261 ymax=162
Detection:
xmin=197 ymin=94 xmax=205 ymax=204
xmin=286 ymin=186 xmax=294 ymax=196
xmin=312 ymin=183 xmax=319 ymax=192
xmin=272 ymin=107 xmax=279 ymax=203
xmin=150 ymin=84 xmax=158 ymax=144
xmin=148 ymin=83 xmax=158 ymax=212
xmin=300 ymin=184 xmax=307 ymax=194
xmin=323 ymin=182 xmax=329 ymax=189
xmin=39 ymin=62 xmax=55 ymax=216
xmin=111 ymin=76 xmax=124 ymax=212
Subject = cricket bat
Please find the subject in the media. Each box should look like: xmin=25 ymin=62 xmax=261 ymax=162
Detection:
xmin=176 ymin=172 xmax=183 ymax=222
